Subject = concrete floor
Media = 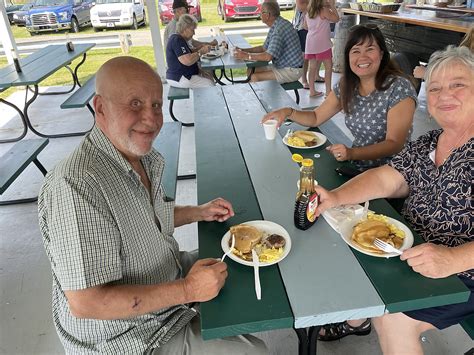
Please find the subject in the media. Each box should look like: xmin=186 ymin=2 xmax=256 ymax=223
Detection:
xmin=0 ymin=78 xmax=471 ymax=355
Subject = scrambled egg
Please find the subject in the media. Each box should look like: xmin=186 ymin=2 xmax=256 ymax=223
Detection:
xmin=367 ymin=212 xmax=405 ymax=239
xmin=259 ymin=247 xmax=284 ymax=263
xmin=288 ymin=136 xmax=306 ymax=147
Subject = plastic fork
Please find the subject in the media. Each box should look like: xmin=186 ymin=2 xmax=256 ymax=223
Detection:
xmin=373 ymin=238 xmax=402 ymax=255
xmin=221 ymin=234 xmax=235 ymax=262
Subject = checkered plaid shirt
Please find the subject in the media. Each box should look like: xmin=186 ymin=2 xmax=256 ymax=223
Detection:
xmin=264 ymin=16 xmax=303 ymax=69
xmin=38 ymin=126 xmax=196 ymax=354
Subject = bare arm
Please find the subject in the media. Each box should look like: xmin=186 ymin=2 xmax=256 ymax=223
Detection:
xmin=191 ymin=38 xmax=218 ymax=49
xmin=65 ymin=258 xmax=227 ymax=320
xmin=401 ymin=241 xmax=474 ymax=279
xmin=322 ymin=2 xmax=339 ymax=23
xmin=261 ymin=91 xmax=342 ymax=127
xmin=315 ymin=165 xmax=409 ymax=215
xmin=331 ymin=97 xmax=415 ymax=162
xmin=233 ymin=46 xmax=271 ymax=61
xmin=174 ymin=197 xmax=234 ymax=227
xmin=177 ymin=46 xmax=210 ymax=66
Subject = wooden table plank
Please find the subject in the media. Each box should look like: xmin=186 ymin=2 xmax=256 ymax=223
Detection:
xmin=194 ymin=86 xmax=294 ymax=340
xmin=224 ymin=84 xmax=386 ymax=328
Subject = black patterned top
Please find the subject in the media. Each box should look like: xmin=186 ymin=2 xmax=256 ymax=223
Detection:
xmin=389 ymin=129 xmax=474 ymax=280
xmin=334 ymin=76 xmax=418 ymax=170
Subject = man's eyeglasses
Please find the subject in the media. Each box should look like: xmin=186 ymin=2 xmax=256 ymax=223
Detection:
xmin=261 ymin=11 xmax=270 ymax=14
xmin=349 ymin=23 xmax=380 ymax=32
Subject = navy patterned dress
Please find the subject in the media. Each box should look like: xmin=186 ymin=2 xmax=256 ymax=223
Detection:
xmin=389 ymin=129 xmax=474 ymax=329
xmin=333 ymin=76 xmax=418 ymax=170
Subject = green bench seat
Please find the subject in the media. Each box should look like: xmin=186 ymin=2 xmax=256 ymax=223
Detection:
xmin=280 ymin=81 xmax=303 ymax=105
xmin=0 ymin=138 xmax=49 ymax=205
xmin=167 ymin=86 xmax=193 ymax=127
xmin=461 ymin=314 xmax=474 ymax=354
xmin=60 ymin=75 xmax=96 ymax=116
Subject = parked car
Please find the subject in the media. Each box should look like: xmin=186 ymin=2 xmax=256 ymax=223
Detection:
xmin=158 ymin=0 xmax=201 ymax=25
xmin=25 ymin=0 xmax=94 ymax=35
xmin=13 ymin=3 xmax=34 ymax=26
xmin=6 ymin=3 xmax=23 ymax=24
xmin=217 ymin=0 xmax=262 ymax=23
xmin=90 ymin=0 xmax=146 ymax=30
xmin=277 ymin=0 xmax=295 ymax=10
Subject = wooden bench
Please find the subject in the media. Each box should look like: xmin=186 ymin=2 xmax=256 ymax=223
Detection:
xmin=152 ymin=122 xmax=195 ymax=200
xmin=167 ymin=86 xmax=194 ymax=127
xmin=280 ymin=81 xmax=303 ymax=105
xmin=0 ymin=138 xmax=49 ymax=205
xmin=60 ymin=75 xmax=96 ymax=116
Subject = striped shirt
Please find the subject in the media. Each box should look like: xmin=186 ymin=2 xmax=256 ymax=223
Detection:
xmin=38 ymin=126 xmax=196 ymax=354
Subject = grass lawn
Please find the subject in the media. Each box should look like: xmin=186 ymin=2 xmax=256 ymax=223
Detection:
xmin=2 ymin=0 xmax=290 ymax=98
xmin=9 ymin=0 xmax=295 ymax=38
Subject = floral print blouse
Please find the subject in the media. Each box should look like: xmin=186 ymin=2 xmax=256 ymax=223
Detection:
xmin=389 ymin=129 xmax=473 ymax=280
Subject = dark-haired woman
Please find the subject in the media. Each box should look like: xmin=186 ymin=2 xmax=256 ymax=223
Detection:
xmin=262 ymin=25 xmax=417 ymax=171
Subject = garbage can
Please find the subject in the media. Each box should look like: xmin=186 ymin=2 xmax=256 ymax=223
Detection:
xmin=333 ymin=13 xmax=356 ymax=73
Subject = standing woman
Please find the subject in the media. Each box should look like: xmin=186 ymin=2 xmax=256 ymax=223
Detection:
xmin=305 ymin=0 xmax=339 ymax=97
xmin=293 ymin=0 xmax=310 ymax=89
xmin=263 ymin=25 xmax=417 ymax=172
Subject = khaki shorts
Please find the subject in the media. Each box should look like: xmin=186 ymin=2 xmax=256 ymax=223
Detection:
xmin=271 ymin=67 xmax=303 ymax=84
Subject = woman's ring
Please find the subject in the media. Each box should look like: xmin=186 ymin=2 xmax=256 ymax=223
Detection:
xmin=337 ymin=153 xmax=341 ymax=158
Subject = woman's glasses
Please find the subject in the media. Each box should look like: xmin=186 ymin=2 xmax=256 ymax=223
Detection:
xmin=349 ymin=23 xmax=380 ymax=32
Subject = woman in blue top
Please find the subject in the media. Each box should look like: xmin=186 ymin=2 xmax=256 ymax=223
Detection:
xmin=314 ymin=46 xmax=474 ymax=352
xmin=166 ymin=14 xmax=214 ymax=88
xmin=262 ymin=25 xmax=417 ymax=171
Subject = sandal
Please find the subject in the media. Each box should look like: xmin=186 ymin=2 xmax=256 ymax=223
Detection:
xmin=309 ymin=91 xmax=324 ymax=98
xmin=317 ymin=319 xmax=371 ymax=341
xmin=303 ymin=83 xmax=310 ymax=90
xmin=315 ymin=78 xmax=325 ymax=83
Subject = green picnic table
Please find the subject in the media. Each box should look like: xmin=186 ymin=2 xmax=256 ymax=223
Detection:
xmin=0 ymin=43 xmax=95 ymax=143
xmin=193 ymin=81 xmax=470 ymax=354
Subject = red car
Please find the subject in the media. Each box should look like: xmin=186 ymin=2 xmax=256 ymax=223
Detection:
xmin=158 ymin=0 xmax=201 ymax=25
xmin=217 ymin=0 xmax=262 ymax=22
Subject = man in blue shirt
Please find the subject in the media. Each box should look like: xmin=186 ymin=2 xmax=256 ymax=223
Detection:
xmin=234 ymin=0 xmax=303 ymax=83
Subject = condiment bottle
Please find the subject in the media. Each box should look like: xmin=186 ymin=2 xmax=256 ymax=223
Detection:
xmin=11 ymin=49 xmax=21 ymax=73
xmin=294 ymin=158 xmax=319 ymax=230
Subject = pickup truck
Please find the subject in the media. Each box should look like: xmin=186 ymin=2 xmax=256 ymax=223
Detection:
xmin=25 ymin=0 xmax=94 ymax=35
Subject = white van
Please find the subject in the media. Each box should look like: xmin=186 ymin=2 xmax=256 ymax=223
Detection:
xmin=90 ymin=0 xmax=146 ymax=30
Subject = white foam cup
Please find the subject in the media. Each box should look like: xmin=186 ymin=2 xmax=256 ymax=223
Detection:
xmin=263 ymin=119 xmax=278 ymax=140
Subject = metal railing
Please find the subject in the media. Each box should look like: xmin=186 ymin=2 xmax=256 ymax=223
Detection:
xmin=0 ymin=33 xmax=132 ymax=56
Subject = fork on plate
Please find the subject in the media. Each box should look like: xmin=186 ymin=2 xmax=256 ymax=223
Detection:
xmin=221 ymin=234 xmax=235 ymax=262
xmin=373 ymin=238 xmax=402 ymax=255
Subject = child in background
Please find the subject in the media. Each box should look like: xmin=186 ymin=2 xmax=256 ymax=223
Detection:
xmin=305 ymin=0 xmax=339 ymax=97
xmin=293 ymin=0 xmax=310 ymax=89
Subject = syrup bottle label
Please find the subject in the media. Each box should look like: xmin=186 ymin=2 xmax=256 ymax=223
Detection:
xmin=306 ymin=193 xmax=319 ymax=223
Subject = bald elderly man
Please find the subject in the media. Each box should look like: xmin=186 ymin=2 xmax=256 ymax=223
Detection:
xmin=38 ymin=57 xmax=267 ymax=354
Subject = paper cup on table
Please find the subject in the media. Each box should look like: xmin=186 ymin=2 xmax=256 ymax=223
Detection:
xmin=263 ymin=120 xmax=278 ymax=140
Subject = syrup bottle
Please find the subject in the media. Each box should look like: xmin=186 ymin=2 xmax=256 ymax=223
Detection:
xmin=294 ymin=158 xmax=319 ymax=230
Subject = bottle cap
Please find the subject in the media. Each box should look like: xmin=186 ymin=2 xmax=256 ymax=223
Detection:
xmin=292 ymin=153 xmax=303 ymax=164
xmin=302 ymin=159 xmax=313 ymax=167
